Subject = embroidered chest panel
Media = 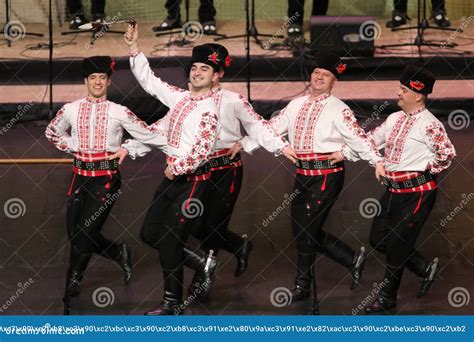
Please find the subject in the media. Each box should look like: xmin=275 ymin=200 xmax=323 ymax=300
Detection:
xmin=293 ymin=99 xmax=326 ymax=151
xmin=76 ymin=101 xmax=109 ymax=151
xmin=385 ymin=115 xmax=418 ymax=164
xmin=168 ymin=97 xmax=197 ymax=148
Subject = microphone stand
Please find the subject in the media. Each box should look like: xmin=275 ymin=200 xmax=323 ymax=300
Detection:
xmin=48 ymin=0 xmax=53 ymax=118
xmin=215 ymin=0 xmax=281 ymax=48
xmin=2 ymin=0 xmax=43 ymax=47
xmin=379 ymin=0 xmax=458 ymax=57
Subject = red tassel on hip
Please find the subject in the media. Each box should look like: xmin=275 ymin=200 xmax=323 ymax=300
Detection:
xmin=185 ymin=180 xmax=198 ymax=209
xmin=104 ymin=174 xmax=112 ymax=190
xmin=413 ymin=192 xmax=424 ymax=215
xmin=320 ymin=174 xmax=327 ymax=192
xmin=67 ymin=173 xmax=77 ymax=196
xmin=230 ymin=167 xmax=237 ymax=193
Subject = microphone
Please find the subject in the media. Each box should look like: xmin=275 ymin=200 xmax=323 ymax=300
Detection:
xmin=78 ymin=19 xmax=136 ymax=31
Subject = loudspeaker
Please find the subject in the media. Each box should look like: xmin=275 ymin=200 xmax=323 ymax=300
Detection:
xmin=309 ymin=16 xmax=375 ymax=57
xmin=108 ymin=67 xmax=188 ymax=121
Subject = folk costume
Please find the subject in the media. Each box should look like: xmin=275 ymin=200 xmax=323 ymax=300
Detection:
xmin=45 ymin=56 xmax=159 ymax=314
xmin=130 ymin=45 xmax=220 ymax=315
xmin=184 ymin=44 xmax=289 ymax=298
xmin=269 ymin=52 xmax=382 ymax=312
xmin=361 ymin=64 xmax=456 ymax=313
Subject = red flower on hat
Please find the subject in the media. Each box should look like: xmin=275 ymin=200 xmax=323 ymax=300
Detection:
xmin=110 ymin=59 xmax=116 ymax=73
xmin=409 ymin=80 xmax=425 ymax=91
xmin=225 ymin=55 xmax=231 ymax=67
xmin=208 ymin=52 xmax=219 ymax=64
xmin=337 ymin=63 xmax=347 ymax=75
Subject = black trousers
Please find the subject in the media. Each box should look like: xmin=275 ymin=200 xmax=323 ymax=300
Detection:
xmin=196 ymin=165 xmax=244 ymax=254
xmin=291 ymin=170 xmax=355 ymax=269
xmin=288 ymin=0 xmax=329 ymax=26
xmin=163 ymin=0 xmax=216 ymax=23
xmin=393 ymin=0 xmax=445 ymax=13
xmin=369 ymin=189 xmax=437 ymax=297
xmin=141 ymin=176 xmax=210 ymax=301
xmin=67 ymin=0 xmax=106 ymax=17
xmin=66 ymin=172 xmax=122 ymax=275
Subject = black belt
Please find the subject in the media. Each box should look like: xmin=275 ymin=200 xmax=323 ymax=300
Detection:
xmin=295 ymin=159 xmax=343 ymax=170
xmin=382 ymin=171 xmax=434 ymax=190
xmin=73 ymin=158 xmax=119 ymax=172
xmin=209 ymin=153 xmax=241 ymax=169
xmin=192 ymin=163 xmax=210 ymax=176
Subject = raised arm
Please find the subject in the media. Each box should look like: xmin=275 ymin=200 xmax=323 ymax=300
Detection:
xmin=125 ymin=23 xmax=186 ymax=108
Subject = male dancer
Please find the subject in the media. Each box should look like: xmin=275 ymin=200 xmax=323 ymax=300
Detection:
xmin=125 ymin=24 xmax=222 ymax=315
xmin=360 ymin=64 xmax=456 ymax=313
xmin=270 ymin=51 xmax=385 ymax=312
xmin=182 ymin=43 xmax=297 ymax=298
xmin=45 ymin=56 xmax=160 ymax=314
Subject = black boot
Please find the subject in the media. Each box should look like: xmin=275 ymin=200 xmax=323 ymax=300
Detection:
xmin=316 ymin=232 xmax=363 ymax=290
xmin=116 ymin=243 xmax=132 ymax=284
xmin=364 ymin=291 xmax=397 ymax=314
xmin=309 ymin=276 xmax=320 ymax=315
xmin=350 ymin=247 xmax=366 ymax=290
xmin=229 ymin=232 xmax=253 ymax=277
xmin=145 ymin=269 xmax=183 ymax=315
xmin=224 ymin=232 xmax=253 ymax=277
xmin=184 ymin=247 xmax=206 ymax=295
xmin=365 ymin=266 xmax=402 ymax=314
xmin=405 ymin=250 xmax=429 ymax=277
xmin=431 ymin=10 xmax=451 ymax=28
xmin=290 ymin=252 xmax=315 ymax=301
xmin=405 ymin=252 xmax=439 ymax=298
xmin=386 ymin=10 xmax=410 ymax=28
xmin=152 ymin=17 xmax=182 ymax=32
xmin=417 ymin=257 xmax=439 ymax=298
xmin=64 ymin=269 xmax=81 ymax=298
xmin=69 ymin=14 xmax=87 ymax=30
xmin=62 ymin=252 xmax=91 ymax=315
xmin=63 ymin=269 xmax=81 ymax=316
xmin=144 ymin=295 xmax=183 ymax=315
xmin=184 ymin=248 xmax=217 ymax=298
xmin=145 ymin=295 xmax=183 ymax=316
xmin=309 ymin=300 xmax=320 ymax=315
xmin=63 ymin=252 xmax=90 ymax=298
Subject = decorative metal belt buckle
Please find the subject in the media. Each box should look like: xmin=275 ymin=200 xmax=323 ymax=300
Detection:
xmin=403 ymin=179 xmax=414 ymax=188
xmin=222 ymin=155 xmax=231 ymax=165
xmin=314 ymin=160 xmax=324 ymax=169
xmin=391 ymin=180 xmax=400 ymax=189
xmin=209 ymin=159 xmax=218 ymax=168
xmin=111 ymin=158 xmax=119 ymax=169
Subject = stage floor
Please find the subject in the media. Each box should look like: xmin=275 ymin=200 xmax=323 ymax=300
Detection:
xmin=0 ymin=122 xmax=472 ymax=315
